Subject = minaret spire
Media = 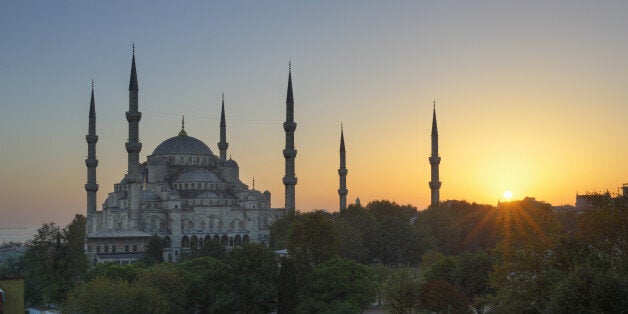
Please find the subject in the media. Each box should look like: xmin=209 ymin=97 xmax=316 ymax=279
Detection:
xmin=283 ymin=63 xmax=297 ymax=212
xmin=218 ymin=93 xmax=229 ymax=161
xmin=125 ymin=45 xmax=143 ymax=229
xmin=85 ymin=81 xmax=99 ymax=219
xmin=179 ymin=115 xmax=187 ymax=136
xmin=429 ymin=101 xmax=441 ymax=207
xmin=338 ymin=123 xmax=348 ymax=211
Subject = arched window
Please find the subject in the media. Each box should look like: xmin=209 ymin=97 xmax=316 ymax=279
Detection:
xmin=187 ymin=221 xmax=194 ymax=230
xmin=204 ymin=235 xmax=211 ymax=243
xmin=234 ymin=235 xmax=242 ymax=246
xmin=163 ymin=236 xmax=171 ymax=248
xmin=200 ymin=221 xmax=206 ymax=230
xmin=243 ymin=234 xmax=250 ymax=243
xmin=213 ymin=235 xmax=220 ymax=242
xmin=181 ymin=236 xmax=190 ymax=248
xmin=221 ymin=235 xmax=228 ymax=246
xmin=151 ymin=216 xmax=157 ymax=230
xmin=190 ymin=235 xmax=198 ymax=248
xmin=229 ymin=237 xmax=234 ymax=247
xmin=184 ymin=183 xmax=188 ymax=189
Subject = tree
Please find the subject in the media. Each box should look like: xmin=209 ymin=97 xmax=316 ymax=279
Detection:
xmin=544 ymin=266 xmax=628 ymax=313
xmin=62 ymin=277 xmax=170 ymax=314
xmin=576 ymin=202 xmax=627 ymax=269
xmin=22 ymin=215 xmax=88 ymax=306
xmin=370 ymin=263 xmax=390 ymax=306
xmin=227 ymin=243 xmax=279 ymax=313
xmin=424 ymin=252 xmax=494 ymax=313
xmin=278 ymin=256 xmax=300 ymax=314
xmin=196 ymin=238 xmax=227 ymax=260
xmin=369 ymin=216 xmax=417 ymax=265
xmin=86 ymin=262 xmax=144 ymax=283
xmin=297 ymin=258 xmax=376 ymax=313
xmin=142 ymin=235 xmax=164 ymax=265
xmin=488 ymin=198 xmax=565 ymax=312
xmin=366 ymin=200 xmax=417 ymax=222
xmin=382 ymin=268 xmax=422 ymax=314
xmin=177 ymin=257 xmax=236 ymax=313
xmin=270 ymin=211 xmax=298 ymax=250
xmin=335 ymin=220 xmax=369 ymax=263
xmin=136 ymin=264 xmax=188 ymax=313
xmin=288 ymin=211 xmax=339 ymax=267
xmin=419 ymin=280 xmax=470 ymax=313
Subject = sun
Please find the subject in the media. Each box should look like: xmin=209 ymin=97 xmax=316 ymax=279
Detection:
xmin=503 ymin=190 xmax=513 ymax=200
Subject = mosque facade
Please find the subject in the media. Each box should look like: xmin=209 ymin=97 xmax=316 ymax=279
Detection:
xmin=84 ymin=49 xmax=292 ymax=264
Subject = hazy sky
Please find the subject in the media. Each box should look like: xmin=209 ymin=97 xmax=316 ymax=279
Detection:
xmin=1 ymin=1 xmax=627 ymax=227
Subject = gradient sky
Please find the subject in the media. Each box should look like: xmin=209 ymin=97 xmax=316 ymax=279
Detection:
xmin=1 ymin=1 xmax=627 ymax=227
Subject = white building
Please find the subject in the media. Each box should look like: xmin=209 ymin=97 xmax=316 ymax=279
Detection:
xmin=84 ymin=49 xmax=292 ymax=264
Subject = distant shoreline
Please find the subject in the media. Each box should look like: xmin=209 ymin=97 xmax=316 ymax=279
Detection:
xmin=0 ymin=227 xmax=38 ymax=243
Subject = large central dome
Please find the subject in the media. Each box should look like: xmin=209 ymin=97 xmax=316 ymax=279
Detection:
xmin=152 ymin=134 xmax=213 ymax=156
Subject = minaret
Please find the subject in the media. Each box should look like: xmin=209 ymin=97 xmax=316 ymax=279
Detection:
xmin=338 ymin=124 xmax=348 ymax=211
xmin=429 ymin=101 xmax=441 ymax=207
xmin=218 ymin=93 xmax=229 ymax=161
xmin=125 ymin=45 xmax=143 ymax=229
xmin=282 ymin=64 xmax=297 ymax=212
xmin=85 ymin=80 xmax=99 ymax=215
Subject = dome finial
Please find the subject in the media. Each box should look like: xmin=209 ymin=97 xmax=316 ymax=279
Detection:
xmin=178 ymin=115 xmax=187 ymax=136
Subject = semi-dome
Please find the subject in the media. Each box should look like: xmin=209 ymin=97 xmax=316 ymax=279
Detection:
xmin=152 ymin=134 xmax=213 ymax=156
xmin=225 ymin=158 xmax=239 ymax=168
xmin=175 ymin=169 xmax=220 ymax=182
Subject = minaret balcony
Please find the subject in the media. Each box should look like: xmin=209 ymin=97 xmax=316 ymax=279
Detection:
xmin=283 ymin=121 xmax=297 ymax=132
xmin=85 ymin=159 xmax=99 ymax=167
xmin=338 ymin=188 xmax=348 ymax=196
xmin=283 ymin=176 xmax=298 ymax=185
xmin=126 ymin=111 xmax=142 ymax=122
xmin=429 ymin=156 xmax=441 ymax=164
xmin=125 ymin=141 xmax=143 ymax=153
xmin=218 ymin=142 xmax=229 ymax=150
xmin=429 ymin=181 xmax=442 ymax=189
xmin=85 ymin=183 xmax=99 ymax=192
xmin=85 ymin=134 xmax=99 ymax=143
xmin=338 ymin=169 xmax=348 ymax=176
xmin=283 ymin=148 xmax=297 ymax=158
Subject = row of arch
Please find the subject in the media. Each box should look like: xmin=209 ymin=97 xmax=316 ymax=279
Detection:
xmin=180 ymin=234 xmax=250 ymax=248
xmin=181 ymin=217 xmax=248 ymax=231
xmin=173 ymin=182 xmax=224 ymax=190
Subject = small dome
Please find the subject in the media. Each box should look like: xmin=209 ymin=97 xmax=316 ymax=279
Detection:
xmin=152 ymin=134 xmax=213 ymax=156
xmin=225 ymin=158 xmax=239 ymax=168
xmin=175 ymin=169 xmax=220 ymax=182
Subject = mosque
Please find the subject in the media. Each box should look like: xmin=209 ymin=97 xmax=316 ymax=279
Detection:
xmin=84 ymin=49 xmax=297 ymax=264
xmin=83 ymin=48 xmax=441 ymax=264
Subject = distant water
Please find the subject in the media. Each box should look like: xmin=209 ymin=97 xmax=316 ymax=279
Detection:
xmin=0 ymin=227 xmax=39 ymax=244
